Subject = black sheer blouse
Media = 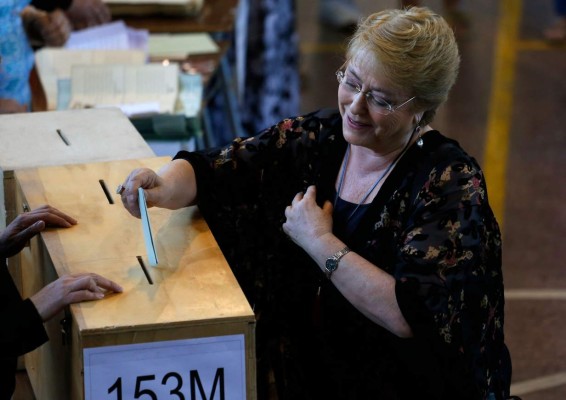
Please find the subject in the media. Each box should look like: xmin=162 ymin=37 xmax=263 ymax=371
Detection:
xmin=174 ymin=109 xmax=510 ymax=400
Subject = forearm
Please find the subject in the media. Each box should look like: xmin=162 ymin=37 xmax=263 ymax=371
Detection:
xmin=156 ymin=159 xmax=198 ymax=209
xmin=305 ymin=233 xmax=413 ymax=338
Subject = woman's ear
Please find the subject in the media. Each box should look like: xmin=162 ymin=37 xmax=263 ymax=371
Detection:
xmin=414 ymin=112 xmax=424 ymax=126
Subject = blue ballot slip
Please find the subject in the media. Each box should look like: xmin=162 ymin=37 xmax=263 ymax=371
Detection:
xmin=139 ymin=187 xmax=158 ymax=266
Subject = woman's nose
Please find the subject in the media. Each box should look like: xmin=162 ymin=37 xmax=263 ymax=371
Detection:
xmin=349 ymin=90 xmax=369 ymax=114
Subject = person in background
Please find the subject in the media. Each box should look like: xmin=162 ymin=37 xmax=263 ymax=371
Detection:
xmin=119 ymin=7 xmax=514 ymax=399
xmin=0 ymin=205 xmax=122 ymax=400
xmin=0 ymin=0 xmax=110 ymax=114
xmin=544 ymin=0 xmax=566 ymax=41
xmin=31 ymin=0 xmax=111 ymax=31
xmin=205 ymin=0 xmax=299 ymax=147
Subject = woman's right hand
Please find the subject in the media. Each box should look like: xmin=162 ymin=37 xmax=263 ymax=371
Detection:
xmin=119 ymin=160 xmax=198 ymax=218
xmin=119 ymin=168 xmax=164 ymax=218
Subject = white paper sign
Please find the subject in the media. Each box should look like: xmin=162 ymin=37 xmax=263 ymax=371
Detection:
xmin=84 ymin=334 xmax=247 ymax=400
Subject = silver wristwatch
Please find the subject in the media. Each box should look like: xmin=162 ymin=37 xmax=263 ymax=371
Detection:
xmin=324 ymin=246 xmax=350 ymax=279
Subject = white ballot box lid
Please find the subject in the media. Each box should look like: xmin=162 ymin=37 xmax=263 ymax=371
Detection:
xmin=0 ymin=107 xmax=153 ymax=172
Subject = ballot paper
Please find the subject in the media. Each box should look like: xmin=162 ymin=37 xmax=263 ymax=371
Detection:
xmin=65 ymin=20 xmax=148 ymax=51
xmin=139 ymin=187 xmax=158 ymax=266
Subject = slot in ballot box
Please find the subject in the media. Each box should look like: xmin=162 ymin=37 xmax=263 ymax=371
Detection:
xmin=15 ymin=157 xmax=257 ymax=400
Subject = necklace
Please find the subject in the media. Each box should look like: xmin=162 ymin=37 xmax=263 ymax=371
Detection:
xmin=334 ymin=126 xmax=418 ymax=222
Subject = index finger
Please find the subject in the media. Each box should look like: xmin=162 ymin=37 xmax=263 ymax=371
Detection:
xmin=93 ymin=275 xmax=123 ymax=293
xmin=122 ymin=167 xmax=157 ymax=195
xmin=76 ymin=273 xmax=123 ymax=293
xmin=303 ymin=185 xmax=317 ymax=201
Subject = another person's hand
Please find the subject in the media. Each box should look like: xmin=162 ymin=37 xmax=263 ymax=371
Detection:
xmin=0 ymin=205 xmax=77 ymax=258
xmin=21 ymin=7 xmax=72 ymax=47
xmin=65 ymin=0 xmax=111 ymax=30
xmin=0 ymin=98 xmax=27 ymax=114
xmin=30 ymin=272 xmax=123 ymax=321
xmin=283 ymin=185 xmax=334 ymax=251
xmin=119 ymin=167 xmax=164 ymax=219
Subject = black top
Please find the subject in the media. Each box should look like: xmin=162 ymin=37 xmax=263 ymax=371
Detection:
xmin=174 ymin=109 xmax=510 ymax=400
xmin=0 ymin=258 xmax=48 ymax=400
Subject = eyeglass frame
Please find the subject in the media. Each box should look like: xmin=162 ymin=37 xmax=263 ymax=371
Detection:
xmin=335 ymin=70 xmax=416 ymax=115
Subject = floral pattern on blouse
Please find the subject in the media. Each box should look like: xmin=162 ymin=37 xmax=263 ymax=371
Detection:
xmin=175 ymin=109 xmax=510 ymax=400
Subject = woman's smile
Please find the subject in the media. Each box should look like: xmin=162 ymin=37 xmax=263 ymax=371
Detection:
xmin=345 ymin=113 xmax=372 ymax=130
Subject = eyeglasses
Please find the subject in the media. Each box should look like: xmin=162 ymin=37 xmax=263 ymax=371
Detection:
xmin=336 ymin=70 xmax=415 ymax=115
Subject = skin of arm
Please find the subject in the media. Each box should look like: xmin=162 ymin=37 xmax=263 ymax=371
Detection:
xmin=0 ymin=99 xmax=28 ymax=114
xmin=282 ymin=185 xmax=413 ymax=338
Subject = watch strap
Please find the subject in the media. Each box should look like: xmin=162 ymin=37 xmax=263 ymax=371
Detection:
xmin=325 ymin=246 xmax=350 ymax=279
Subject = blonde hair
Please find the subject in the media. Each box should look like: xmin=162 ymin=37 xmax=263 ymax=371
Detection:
xmin=347 ymin=7 xmax=460 ymax=125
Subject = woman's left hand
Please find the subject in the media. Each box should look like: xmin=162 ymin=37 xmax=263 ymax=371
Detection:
xmin=282 ymin=185 xmax=333 ymax=252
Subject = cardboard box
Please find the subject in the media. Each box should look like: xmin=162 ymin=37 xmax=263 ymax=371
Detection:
xmin=16 ymin=157 xmax=256 ymax=400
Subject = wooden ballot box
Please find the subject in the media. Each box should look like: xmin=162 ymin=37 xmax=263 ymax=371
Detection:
xmin=15 ymin=157 xmax=256 ymax=400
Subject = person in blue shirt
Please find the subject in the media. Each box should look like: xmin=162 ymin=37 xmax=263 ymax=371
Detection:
xmin=118 ymin=7 xmax=515 ymax=399
xmin=0 ymin=0 xmax=110 ymax=114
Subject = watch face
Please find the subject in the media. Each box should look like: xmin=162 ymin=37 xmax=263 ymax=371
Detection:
xmin=326 ymin=258 xmax=338 ymax=272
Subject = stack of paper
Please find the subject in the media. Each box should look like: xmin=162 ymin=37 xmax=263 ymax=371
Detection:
xmin=35 ymin=48 xmax=147 ymax=111
xmin=69 ymin=63 xmax=179 ymax=116
xmin=35 ymin=21 xmax=218 ymax=116
xmin=65 ymin=20 xmax=148 ymax=51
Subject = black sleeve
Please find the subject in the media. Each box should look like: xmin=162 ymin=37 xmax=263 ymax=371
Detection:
xmin=30 ymin=0 xmax=73 ymax=11
xmin=0 ymin=259 xmax=48 ymax=358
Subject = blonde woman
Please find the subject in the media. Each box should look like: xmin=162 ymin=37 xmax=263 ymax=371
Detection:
xmin=120 ymin=8 xmax=513 ymax=399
